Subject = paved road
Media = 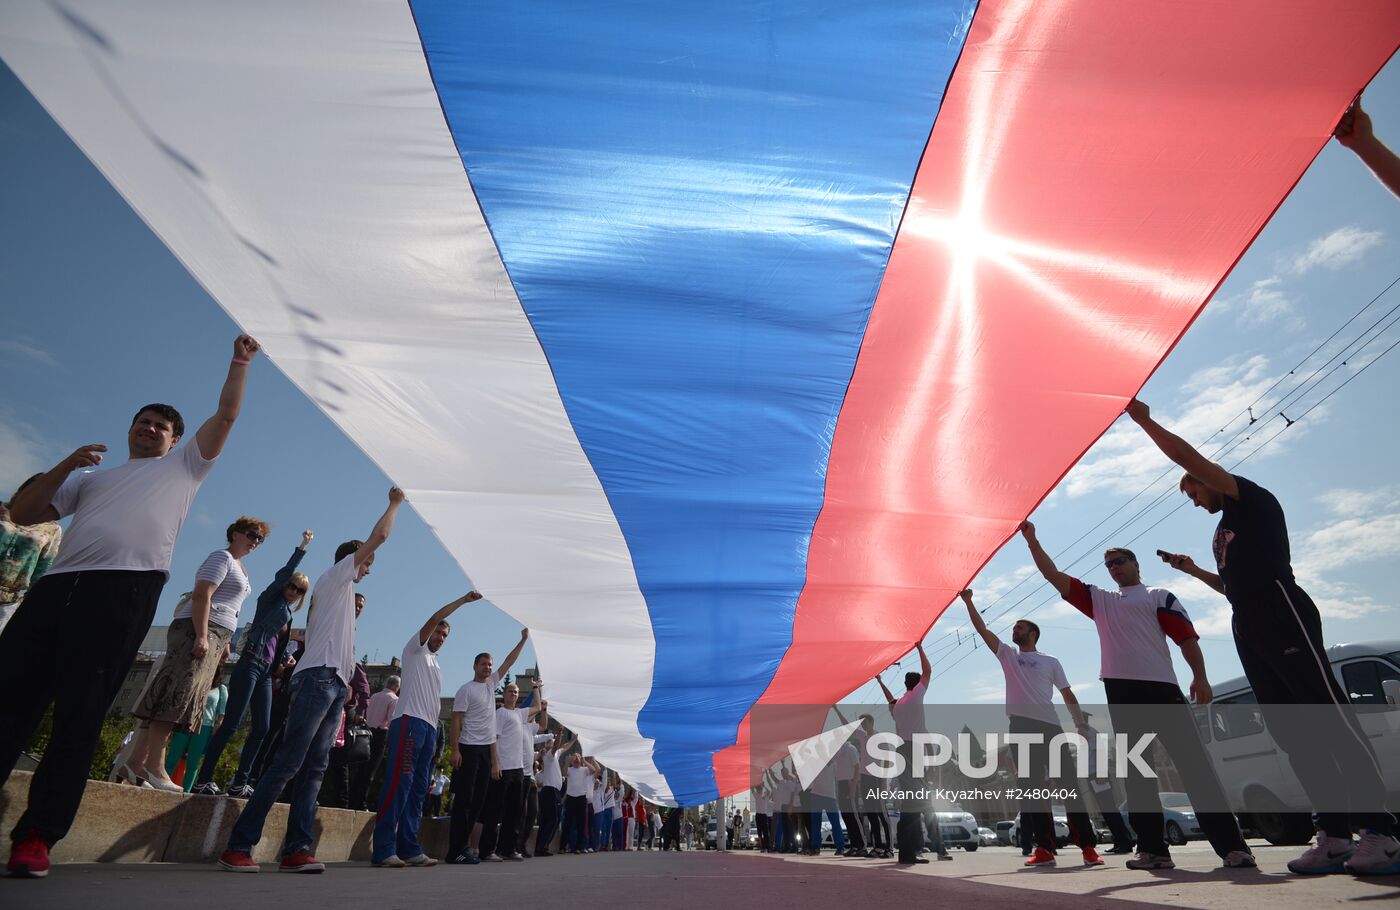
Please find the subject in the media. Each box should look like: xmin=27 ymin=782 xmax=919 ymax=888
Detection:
xmin=4 ymin=842 xmax=1397 ymax=910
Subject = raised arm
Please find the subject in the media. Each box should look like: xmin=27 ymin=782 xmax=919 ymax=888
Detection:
xmin=1336 ymin=96 xmax=1400 ymax=199
xmin=916 ymin=641 xmax=930 ymax=686
xmin=354 ymin=487 xmax=405 ymax=569
xmin=9 ymin=444 xmax=108 ymax=525
xmin=269 ymin=530 xmax=314 ymax=588
xmin=419 ymin=591 xmax=481 ymax=646
xmin=1126 ymin=400 xmax=1238 ymax=499
xmin=496 ymin=627 xmax=530 ymax=678
xmin=1157 ymin=551 xmax=1224 ymax=594
xmin=960 ymin=589 xmax=1000 ymax=651
xmin=875 ymin=675 xmax=895 ymax=706
xmin=194 ymin=335 xmax=260 ymax=461
xmin=1020 ymin=521 xmax=1076 ymax=600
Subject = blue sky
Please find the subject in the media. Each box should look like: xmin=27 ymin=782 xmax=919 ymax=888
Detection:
xmin=2 ymin=53 xmax=1397 ymax=720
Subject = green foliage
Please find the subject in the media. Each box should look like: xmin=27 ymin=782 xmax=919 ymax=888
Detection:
xmin=25 ymin=710 xmax=254 ymax=784
xmin=26 ymin=711 xmax=134 ymax=780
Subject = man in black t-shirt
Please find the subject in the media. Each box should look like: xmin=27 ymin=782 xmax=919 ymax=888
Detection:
xmin=1127 ymin=399 xmax=1397 ymax=877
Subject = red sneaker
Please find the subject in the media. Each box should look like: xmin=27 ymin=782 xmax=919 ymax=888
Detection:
xmin=1024 ymin=847 xmax=1057 ymax=867
xmin=1083 ymin=847 xmax=1105 ymax=866
xmin=6 ymin=830 xmax=49 ymax=878
xmin=218 ymin=850 xmax=259 ymax=873
xmin=278 ymin=850 xmax=326 ymax=873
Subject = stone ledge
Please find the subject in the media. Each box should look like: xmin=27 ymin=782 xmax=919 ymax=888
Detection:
xmin=1 ymin=770 xmax=451 ymax=864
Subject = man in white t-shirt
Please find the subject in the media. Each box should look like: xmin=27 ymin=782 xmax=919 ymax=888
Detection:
xmin=515 ymin=687 xmax=553 ymax=857
xmin=2 ymin=335 xmax=259 ymax=879
xmin=534 ymin=728 xmax=577 ymax=856
xmin=562 ymin=755 xmax=594 ymax=853
xmin=371 ymin=591 xmax=482 ymax=868
xmin=1022 ymin=520 xmax=1253 ymax=872
xmin=478 ymin=682 xmax=545 ymax=861
xmin=876 ymin=641 xmax=931 ymax=866
xmin=960 ymin=588 xmax=1101 ymax=868
xmin=445 ymin=627 xmax=529 ymax=864
xmin=221 ymin=487 xmax=405 ymax=874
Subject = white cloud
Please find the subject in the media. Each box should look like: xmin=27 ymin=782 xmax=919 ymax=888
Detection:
xmin=1317 ymin=486 xmax=1399 ymax=518
xmin=1062 ymin=355 xmax=1308 ymax=499
xmin=0 ymin=416 xmax=49 ymax=498
xmin=0 ymin=338 xmax=58 ymax=368
xmin=1235 ymin=277 xmax=1302 ymax=330
xmin=1289 ymin=226 xmax=1384 ymax=275
xmin=966 ymin=674 xmax=1006 ymax=704
xmin=1294 ymin=489 xmax=1400 ymax=580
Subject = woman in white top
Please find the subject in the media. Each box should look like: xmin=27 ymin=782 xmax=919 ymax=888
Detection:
xmin=125 ymin=517 xmax=265 ymax=791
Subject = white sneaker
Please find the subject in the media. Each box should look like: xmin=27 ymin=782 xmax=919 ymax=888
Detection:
xmin=372 ymin=855 xmax=406 ymax=868
xmin=1124 ymin=851 xmax=1175 ymax=870
xmin=1287 ymin=832 xmax=1354 ymax=875
xmin=1344 ymin=830 xmax=1400 ymax=876
xmin=403 ymin=854 xmax=438 ymax=867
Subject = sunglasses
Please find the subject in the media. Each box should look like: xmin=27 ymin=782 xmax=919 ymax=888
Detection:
xmin=286 ymin=584 xmax=307 ymax=594
xmin=1104 ymin=555 xmax=1132 ymax=569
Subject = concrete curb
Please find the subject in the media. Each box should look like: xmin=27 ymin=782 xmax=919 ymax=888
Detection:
xmin=1 ymin=770 xmax=451 ymax=864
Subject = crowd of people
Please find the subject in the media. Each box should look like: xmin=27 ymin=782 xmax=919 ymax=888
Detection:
xmin=0 ymin=101 xmax=1396 ymax=881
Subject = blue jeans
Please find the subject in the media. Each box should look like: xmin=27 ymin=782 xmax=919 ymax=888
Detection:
xmin=227 ymin=666 xmax=347 ymax=856
xmin=371 ymin=715 xmax=436 ymax=862
xmin=196 ymin=654 xmax=272 ymax=788
xmin=592 ymin=806 xmax=611 ymax=849
xmin=809 ymin=795 xmax=845 ymax=851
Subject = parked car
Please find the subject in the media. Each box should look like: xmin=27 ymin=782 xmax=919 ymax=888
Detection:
xmin=1007 ymin=812 xmax=1071 ymax=848
xmin=934 ymin=808 xmax=982 ymax=851
xmin=977 ymin=827 xmax=998 ymax=847
xmin=705 ymin=819 xmax=718 ymax=849
xmin=1200 ymin=640 xmax=1400 ymax=846
xmin=1114 ymin=792 xmax=1204 ymax=846
xmin=994 ymin=819 xmax=1017 ymax=846
xmin=746 ymin=824 xmax=759 ymax=849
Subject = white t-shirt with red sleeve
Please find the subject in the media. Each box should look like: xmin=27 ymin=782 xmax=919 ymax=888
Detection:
xmin=1065 ymin=579 xmax=1198 ymax=685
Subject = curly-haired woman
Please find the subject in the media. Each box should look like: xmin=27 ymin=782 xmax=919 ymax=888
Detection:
xmin=191 ymin=529 xmax=313 ymax=796
xmin=123 ymin=516 xmax=267 ymax=791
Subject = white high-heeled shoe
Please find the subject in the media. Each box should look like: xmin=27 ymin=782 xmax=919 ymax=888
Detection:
xmin=116 ymin=763 xmax=152 ymax=788
xmin=141 ymin=767 xmax=185 ymax=793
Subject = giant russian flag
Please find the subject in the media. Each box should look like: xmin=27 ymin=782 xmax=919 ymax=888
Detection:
xmin=2 ymin=1 xmax=1395 ymax=804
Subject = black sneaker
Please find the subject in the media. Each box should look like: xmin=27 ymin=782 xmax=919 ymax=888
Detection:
xmin=191 ymin=781 xmax=220 ymax=796
xmin=446 ymin=850 xmax=481 ymax=865
xmin=227 ymin=784 xmax=256 ymax=799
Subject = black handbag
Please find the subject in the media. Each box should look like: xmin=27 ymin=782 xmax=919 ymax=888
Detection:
xmin=342 ymin=721 xmax=372 ymax=764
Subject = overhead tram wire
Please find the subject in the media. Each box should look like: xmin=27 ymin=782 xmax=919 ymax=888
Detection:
xmin=910 ymin=273 xmax=1400 ymax=664
xmin=927 ymin=309 xmax=1400 ymax=683
xmin=927 ymin=274 xmax=1400 ymax=649
xmin=869 ymin=276 xmax=1400 ymax=684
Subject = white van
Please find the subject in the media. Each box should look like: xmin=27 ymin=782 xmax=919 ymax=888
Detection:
xmin=1201 ymin=640 xmax=1400 ymax=846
